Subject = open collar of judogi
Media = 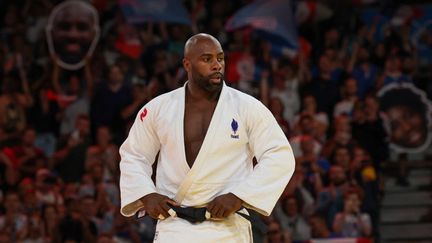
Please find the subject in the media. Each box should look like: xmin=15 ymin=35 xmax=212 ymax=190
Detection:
xmin=174 ymin=80 xmax=227 ymax=204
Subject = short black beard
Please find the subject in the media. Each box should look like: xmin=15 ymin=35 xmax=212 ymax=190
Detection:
xmin=192 ymin=71 xmax=223 ymax=94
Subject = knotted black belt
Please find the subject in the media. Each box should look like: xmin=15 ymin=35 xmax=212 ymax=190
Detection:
xmin=167 ymin=204 xmax=268 ymax=234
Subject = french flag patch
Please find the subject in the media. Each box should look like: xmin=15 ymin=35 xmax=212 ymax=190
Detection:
xmin=231 ymin=118 xmax=239 ymax=139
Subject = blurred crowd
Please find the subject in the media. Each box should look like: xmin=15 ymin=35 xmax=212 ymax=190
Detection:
xmin=0 ymin=0 xmax=431 ymax=242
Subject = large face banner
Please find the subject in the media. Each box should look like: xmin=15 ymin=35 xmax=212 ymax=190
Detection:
xmin=46 ymin=0 xmax=100 ymax=70
xmin=378 ymin=83 xmax=432 ymax=153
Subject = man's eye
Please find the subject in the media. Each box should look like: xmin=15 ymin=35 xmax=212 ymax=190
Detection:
xmin=217 ymin=57 xmax=224 ymax=62
xmin=203 ymin=58 xmax=210 ymax=62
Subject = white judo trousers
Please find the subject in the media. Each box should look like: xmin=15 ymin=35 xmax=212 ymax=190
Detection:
xmin=119 ymin=82 xmax=295 ymax=242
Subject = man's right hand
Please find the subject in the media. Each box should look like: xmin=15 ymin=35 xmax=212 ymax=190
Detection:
xmin=140 ymin=193 xmax=179 ymax=219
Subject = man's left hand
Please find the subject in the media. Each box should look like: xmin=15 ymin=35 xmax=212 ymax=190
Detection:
xmin=206 ymin=193 xmax=243 ymax=218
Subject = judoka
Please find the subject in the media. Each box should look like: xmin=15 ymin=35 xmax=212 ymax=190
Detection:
xmin=119 ymin=33 xmax=295 ymax=242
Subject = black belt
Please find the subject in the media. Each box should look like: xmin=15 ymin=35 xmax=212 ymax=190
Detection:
xmin=168 ymin=204 xmax=208 ymax=223
xmin=168 ymin=204 xmax=268 ymax=234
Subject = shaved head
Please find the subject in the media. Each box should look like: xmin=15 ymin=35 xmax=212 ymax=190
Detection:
xmin=184 ymin=33 xmax=222 ymax=59
xmin=182 ymin=33 xmax=225 ymax=94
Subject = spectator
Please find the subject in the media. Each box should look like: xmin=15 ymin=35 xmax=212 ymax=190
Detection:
xmin=294 ymin=94 xmax=329 ymax=140
xmin=281 ymin=167 xmax=316 ymax=217
xmin=377 ymin=55 xmax=412 ymax=89
xmin=331 ymin=146 xmax=352 ymax=173
xmin=332 ymin=187 xmax=372 ymax=237
xmin=91 ymin=64 xmax=132 ymax=144
xmin=120 ymin=77 xmax=149 ymax=129
xmin=321 ymin=115 xmax=356 ymax=161
xmin=351 ymin=96 xmax=389 ymax=172
xmin=333 ymin=77 xmax=359 ymax=118
xmin=263 ymin=216 xmax=291 ymax=243
xmin=53 ymin=114 xmax=92 ymax=183
xmin=53 ymin=56 xmax=94 ymax=138
xmin=316 ymin=165 xmax=349 ymax=227
xmin=276 ymin=196 xmax=311 ymax=242
xmin=268 ymin=97 xmax=291 ymax=137
xmin=1 ymin=127 xmax=46 ymax=179
xmin=85 ymin=125 xmax=120 ymax=183
xmin=34 ymin=168 xmax=63 ymax=207
xmin=0 ymin=70 xmax=33 ymax=145
xmin=40 ymin=203 xmax=60 ymax=242
xmin=290 ymin=113 xmax=323 ymax=157
xmin=0 ymin=190 xmax=28 ymax=241
xmin=305 ymin=54 xmax=341 ymax=118
xmin=55 ymin=197 xmax=97 ymax=243
xmin=308 ymin=213 xmax=337 ymax=238
xmin=269 ymin=60 xmax=301 ymax=125
xmin=27 ymin=86 xmax=61 ymax=157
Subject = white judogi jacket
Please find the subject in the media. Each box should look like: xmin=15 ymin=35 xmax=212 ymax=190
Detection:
xmin=119 ymin=82 xmax=295 ymax=242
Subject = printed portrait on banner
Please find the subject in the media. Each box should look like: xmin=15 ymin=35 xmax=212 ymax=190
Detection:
xmin=46 ymin=0 xmax=100 ymax=70
xmin=378 ymin=83 xmax=432 ymax=153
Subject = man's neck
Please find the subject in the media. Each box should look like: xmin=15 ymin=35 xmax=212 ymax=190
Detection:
xmin=186 ymin=81 xmax=221 ymax=102
xmin=108 ymin=82 xmax=123 ymax=92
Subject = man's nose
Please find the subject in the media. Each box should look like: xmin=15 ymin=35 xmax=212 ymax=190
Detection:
xmin=211 ymin=59 xmax=223 ymax=71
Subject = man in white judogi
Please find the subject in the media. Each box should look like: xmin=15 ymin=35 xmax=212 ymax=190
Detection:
xmin=119 ymin=33 xmax=295 ymax=242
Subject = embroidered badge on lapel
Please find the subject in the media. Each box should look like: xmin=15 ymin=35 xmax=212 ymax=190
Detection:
xmin=231 ymin=118 xmax=239 ymax=139
xmin=140 ymin=108 xmax=148 ymax=121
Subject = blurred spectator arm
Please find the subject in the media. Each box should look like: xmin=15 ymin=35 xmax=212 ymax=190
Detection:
xmin=332 ymin=212 xmax=344 ymax=235
xmin=51 ymin=56 xmax=63 ymax=94
xmin=139 ymin=23 xmax=154 ymax=46
xmin=259 ymin=69 xmax=270 ymax=106
xmin=311 ymin=162 xmax=324 ymax=195
xmin=346 ymin=41 xmax=360 ymax=73
xmin=84 ymin=56 xmax=94 ymax=98
xmin=298 ymin=50 xmax=311 ymax=83
xmin=358 ymin=214 xmax=372 ymax=237
xmin=16 ymin=53 xmax=33 ymax=107
xmin=158 ymin=22 xmax=169 ymax=42
xmin=0 ymin=151 xmax=19 ymax=185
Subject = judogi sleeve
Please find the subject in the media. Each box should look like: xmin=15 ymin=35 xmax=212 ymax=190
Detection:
xmin=230 ymin=100 xmax=295 ymax=216
xmin=119 ymin=104 xmax=160 ymax=217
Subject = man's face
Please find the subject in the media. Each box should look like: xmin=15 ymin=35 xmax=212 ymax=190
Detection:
xmin=22 ymin=129 xmax=36 ymax=146
xmin=387 ymin=105 xmax=427 ymax=148
xmin=345 ymin=78 xmax=357 ymax=96
xmin=49 ymin=2 xmax=98 ymax=67
xmin=329 ymin=166 xmax=346 ymax=186
xmin=108 ymin=65 xmax=124 ymax=84
xmin=4 ymin=193 xmax=20 ymax=212
xmin=318 ymin=55 xmax=332 ymax=74
xmin=76 ymin=117 xmax=91 ymax=135
xmin=334 ymin=147 xmax=351 ymax=169
xmin=184 ymin=37 xmax=225 ymax=93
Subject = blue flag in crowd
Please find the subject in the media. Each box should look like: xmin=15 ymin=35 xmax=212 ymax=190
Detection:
xmin=118 ymin=0 xmax=192 ymax=25
xmin=225 ymin=0 xmax=298 ymax=49
xmin=361 ymin=4 xmax=432 ymax=64
xmin=410 ymin=5 xmax=432 ymax=64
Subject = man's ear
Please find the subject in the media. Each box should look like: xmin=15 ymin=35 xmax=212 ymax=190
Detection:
xmin=183 ymin=58 xmax=190 ymax=72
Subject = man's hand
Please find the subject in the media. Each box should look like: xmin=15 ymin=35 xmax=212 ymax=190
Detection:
xmin=140 ymin=193 xmax=178 ymax=219
xmin=206 ymin=193 xmax=243 ymax=219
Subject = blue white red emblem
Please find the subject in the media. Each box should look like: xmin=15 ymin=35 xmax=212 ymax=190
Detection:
xmin=231 ymin=118 xmax=239 ymax=139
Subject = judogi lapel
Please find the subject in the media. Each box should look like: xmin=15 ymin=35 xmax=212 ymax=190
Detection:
xmin=174 ymin=82 xmax=227 ymax=203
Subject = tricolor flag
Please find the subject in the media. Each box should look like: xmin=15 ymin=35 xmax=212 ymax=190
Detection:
xmin=225 ymin=0 xmax=299 ymax=50
xmin=118 ymin=0 xmax=192 ymax=25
